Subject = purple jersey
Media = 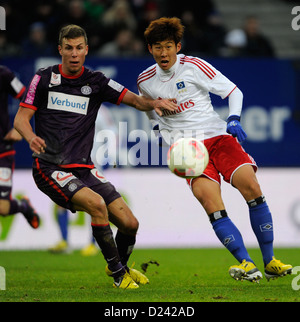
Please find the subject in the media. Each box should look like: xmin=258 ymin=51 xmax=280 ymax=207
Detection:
xmin=20 ymin=64 xmax=127 ymax=167
xmin=0 ymin=66 xmax=25 ymax=154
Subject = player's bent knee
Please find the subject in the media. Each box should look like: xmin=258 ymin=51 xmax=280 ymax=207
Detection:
xmin=80 ymin=195 xmax=108 ymax=219
xmin=127 ymin=217 xmax=139 ymax=234
xmin=248 ymin=179 xmax=261 ymax=195
xmin=232 ymin=165 xmax=261 ymax=196
xmin=107 ymin=197 xmax=139 ymax=234
xmin=237 ymin=178 xmax=262 ymax=201
xmin=193 ymin=187 xmax=213 ymax=209
xmin=192 ymin=187 xmax=225 ymax=214
xmin=93 ymin=198 xmax=107 ymax=216
xmin=120 ymin=216 xmax=139 ymax=235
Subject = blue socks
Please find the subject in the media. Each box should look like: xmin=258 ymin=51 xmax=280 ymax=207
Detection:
xmin=248 ymin=196 xmax=274 ymax=265
xmin=56 ymin=207 xmax=69 ymax=241
xmin=210 ymin=210 xmax=253 ymax=263
xmin=210 ymin=195 xmax=274 ymax=266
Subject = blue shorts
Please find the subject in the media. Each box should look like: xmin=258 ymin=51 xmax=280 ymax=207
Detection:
xmin=32 ymin=158 xmax=121 ymax=212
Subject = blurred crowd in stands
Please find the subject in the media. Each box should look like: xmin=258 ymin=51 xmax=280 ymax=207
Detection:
xmin=0 ymin=0 xmax=276 ymax=59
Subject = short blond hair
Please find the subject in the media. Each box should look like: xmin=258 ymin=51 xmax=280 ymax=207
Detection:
xmin=58 ymin=24 xmax=88 ymax=46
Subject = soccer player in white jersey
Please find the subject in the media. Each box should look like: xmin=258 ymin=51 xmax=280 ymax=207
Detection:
xmin=138 ymin=17 xmax=292 ymax=282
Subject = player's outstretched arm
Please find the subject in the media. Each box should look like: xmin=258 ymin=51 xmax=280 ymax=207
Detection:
xmin=122 ymin=90 xmax=177 ymax=116
xmin=14 ymin=106 xmax=47 ymax=154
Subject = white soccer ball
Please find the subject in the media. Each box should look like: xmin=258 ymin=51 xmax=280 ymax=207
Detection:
xmin=167 ymin=138 xmax=209 ymax=179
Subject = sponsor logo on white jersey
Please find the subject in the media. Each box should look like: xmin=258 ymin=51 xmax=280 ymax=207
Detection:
xmin=47 ymin=92 xmax=89 ymax=115
xmin=162 ymin=99 xmax=195 ymax=116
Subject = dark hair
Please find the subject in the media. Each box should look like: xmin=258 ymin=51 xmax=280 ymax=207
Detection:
xmin=58 ymin=24 xmax=88 ymax=46
xmin=144 ymin=17 xmax=185 ymax=46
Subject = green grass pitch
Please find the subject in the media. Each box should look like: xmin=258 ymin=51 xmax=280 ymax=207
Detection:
xmin=0 ymin=248 xmax=299 ymax=302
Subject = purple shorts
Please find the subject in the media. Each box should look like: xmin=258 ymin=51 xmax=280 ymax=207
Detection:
xmin=0 ymin=151 xmax=15 ymax=201
xmin=32 ymin=158 xmax=121 ymax=212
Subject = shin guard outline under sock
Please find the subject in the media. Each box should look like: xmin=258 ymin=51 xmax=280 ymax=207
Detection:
xmin=247 ymin=196 xmax=274 ymax=266
xmin=92 ymin=223 xmax=125 ymax=278
xmin=115 ymin=230 xmax=136 ymax=267
xmin=209 ymin=210 xmax=253 ymax=264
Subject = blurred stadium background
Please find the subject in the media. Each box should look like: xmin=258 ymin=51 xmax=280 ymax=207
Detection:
xmin=1 ymin=0 xmax=300 ymax=251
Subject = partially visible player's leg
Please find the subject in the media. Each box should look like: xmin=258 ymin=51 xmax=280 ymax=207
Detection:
xmin=232 ymin=165 xmax=274 ymax=265
xmin=0 ymin=159 xmax=39 ymax=228
xmin=108 ymin=197 xmax=149 ymax=285
xmin=72 ymin=187 xmax=121 ymax=267
xmin=86 ymin=171 xmax=147 ymax=285
xmin=0 ymin=157 xmax=39 ymax=228
xmin=108 ymin=197 xmax=138 ymax=265
xmin=33 ymin=160 xmax=137 ymax=288
xmin=56 ymin=206 xmax=69 ymax=242
xmin=232 ymin=165 xmax=292 ymax=278
xmin=192 ymin=177 xmax=254 ymax=264
xmin=48 ymin=206 xmax=69 ymax=253
xmin=192 ymin=176 xmax=262 ymax=282
xmin=72 ymin=187 xmax=138 ymax=288
xmin=0 ymin=198 xmax=40 ymax=229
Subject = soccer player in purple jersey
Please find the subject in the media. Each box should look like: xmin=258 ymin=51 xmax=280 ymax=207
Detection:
xmin=0 ymin=65 xmax=40 ymax=229
xmin=14 ymin=24 xmax=177 ymax=289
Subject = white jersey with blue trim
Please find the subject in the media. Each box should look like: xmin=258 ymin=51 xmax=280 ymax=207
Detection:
xmin=138 ymin=54 xmax=236 ymax=143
